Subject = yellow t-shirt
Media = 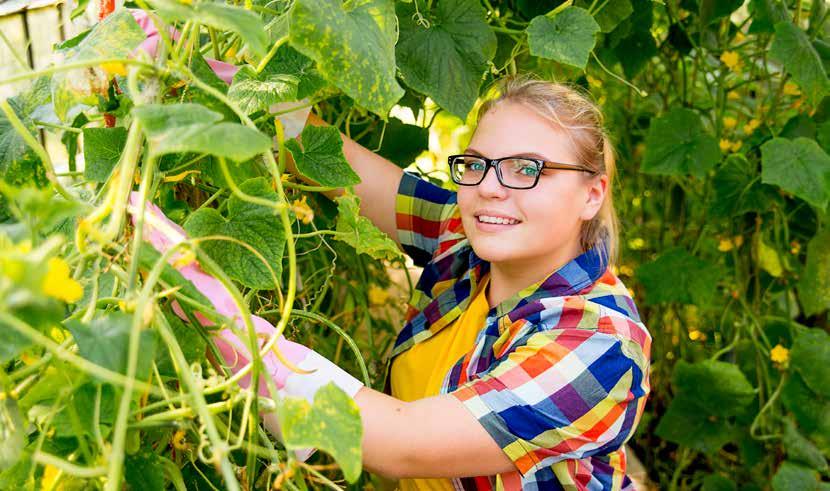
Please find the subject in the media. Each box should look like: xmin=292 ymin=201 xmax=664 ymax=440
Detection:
xmin=390 ymin=274 xmax=491 ymax=491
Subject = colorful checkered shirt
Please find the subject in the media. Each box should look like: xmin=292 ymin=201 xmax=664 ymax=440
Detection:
xmin=384 ymin=171 xmax=652 ymax=491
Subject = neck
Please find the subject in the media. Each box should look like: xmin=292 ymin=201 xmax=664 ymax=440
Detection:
xmin=485 ymin=237 xmax=583 ymax=308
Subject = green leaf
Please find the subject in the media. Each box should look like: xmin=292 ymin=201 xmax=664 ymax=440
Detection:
xmin=289 ymin=0 xmax=404 ymax=117
xmin=227 ymin=65 xmax=299 ymax=116
xmin=333 ymin=193 xmax=402 ymax=261
xmin=672 ymin=360 xmax=756 ymax=417
xmin=781 ymin=372 xmax=830 ymax=448
xmin=278 ymin=383 xmax=363 ymax=483
xmin=52 ymin=383 xmax=115 ymax=438
xmin=146 ymin=0 xmax=268 ymax=57
xmin=265 ymin=45 xmax=327 ymax=101
xmin=125 ymin=452 xmax=168 ymax=491
xmin=771 ymin=461 xmax=820 ymax=491
xmin=799 ymin=230 xmax=830 ymax=316
xmin=783 ymin=418 xmax=828 ymax=471
xmin=361 ymin=116 xmax=429 ymax=168
xmin=702 ymin=474 xmax=737 ymax=491
xmin=709 ymin=155 xmax=779 ymax=218
xmin=748 ymin=0 xmax=790 ymax=34
xmin=284 ymin=125 xmax=360 ymax=188
xmin=699 ymin=0 xmax=743 ymax=25
xmin=396 ymin=0 xmax=497 ymax=120
xmin=0 ymin=79 xmax=50 ymax=187
xmin=575 ymin=0 xmax=633 ymax=33
xmin=527 ymin=7 xmax=601 ymax=70
xmin=642 ymin=108 xmax=720 ymax=178
xmin=770 ymin=21 xmax=830 ymax=105
xmin=154 ymin=310 xmax=206 ymax=378
xmin=613 ymin=29 xmax=658 ymax=78
xmin=0 ymin=398 xmax=24 ymax=471
xmin=65 ymin=312 xmax=157 ymax=381
xmin=50 ymin=10 xmax=145 ymax=121
xmin=790 ymin=327 xmax=830 ymax=398
xmin=83 ymin=127 xmax=128 ymax=182
xmin=133 ymin=104 xmax=272 ymax=162
xmin=761 ymin=137 xmax=830 ymax=210
xmin=654 ymin=393 xmax=736 ymax=454
xmin=636 ymin=248 xmax=722 ymax=305
xmin=184 ymin=177 xmax=287 ymax=289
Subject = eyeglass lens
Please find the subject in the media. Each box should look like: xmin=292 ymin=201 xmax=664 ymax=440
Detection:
xmin=450 ymin=156 xmax=541 ymax=188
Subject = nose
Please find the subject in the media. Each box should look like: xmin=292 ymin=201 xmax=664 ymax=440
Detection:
xmin=476 ymin=164 xmax=509 ymax=199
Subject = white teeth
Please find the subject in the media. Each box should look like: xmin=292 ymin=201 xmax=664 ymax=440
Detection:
xmin=477 ymin=215 xmax=519 ymax=225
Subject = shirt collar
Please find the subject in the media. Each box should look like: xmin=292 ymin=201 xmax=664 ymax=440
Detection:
xmin=469 ymin=236 xmax=610 ymax=318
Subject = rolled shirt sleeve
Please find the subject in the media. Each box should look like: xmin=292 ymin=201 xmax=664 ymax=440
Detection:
xmin=450 ymin=327 xmax=647 ymax=477
xmin=395 ymin=171 xmax=461 ymax=268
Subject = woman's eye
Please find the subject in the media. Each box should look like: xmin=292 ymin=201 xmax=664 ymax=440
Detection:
xmin=518 ymin=165 xmax=540 ymax=177
xmin=469 ymin=161 xmax=486 ymax=171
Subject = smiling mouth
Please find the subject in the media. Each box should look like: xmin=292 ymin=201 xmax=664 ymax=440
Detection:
xmin=476 ymin=215 xmax=521 ymax=225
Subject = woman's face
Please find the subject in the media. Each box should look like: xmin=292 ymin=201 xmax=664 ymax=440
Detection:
xmin=456 ymin=101 xmax=608 ymax=273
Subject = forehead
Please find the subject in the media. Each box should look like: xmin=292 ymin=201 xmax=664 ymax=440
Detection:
xmin=467 ymin=101 xmax=580 ymax=163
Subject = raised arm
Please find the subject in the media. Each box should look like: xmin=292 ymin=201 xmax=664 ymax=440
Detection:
xmin=288 ymin=111 xmax=405 ymax=246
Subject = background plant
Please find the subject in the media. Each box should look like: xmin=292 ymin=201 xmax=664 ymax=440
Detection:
xmin=0 ymin=0 xmax=828 ymax=490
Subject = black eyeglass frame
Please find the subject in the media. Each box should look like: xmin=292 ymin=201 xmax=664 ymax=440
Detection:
xmin=447 ymin=154 xmax=600 ymax=190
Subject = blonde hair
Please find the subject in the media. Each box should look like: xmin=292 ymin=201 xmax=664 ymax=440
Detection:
xmin=474 ymin=73 xmax=619 ymax=267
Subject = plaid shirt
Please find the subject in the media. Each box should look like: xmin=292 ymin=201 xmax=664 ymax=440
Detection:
xmin=384 ymin=172 xmax=652 ymax=491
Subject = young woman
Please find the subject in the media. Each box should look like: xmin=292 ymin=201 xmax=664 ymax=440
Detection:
xmin=134 ymin=73 xmax=651 ymax=490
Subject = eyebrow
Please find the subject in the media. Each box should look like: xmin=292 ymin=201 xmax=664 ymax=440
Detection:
xmin=465 ymin=147 xmax=552 ymax=161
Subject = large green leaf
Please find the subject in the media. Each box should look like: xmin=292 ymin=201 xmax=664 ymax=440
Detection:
xmin=50 ymin=10 xmax=145 ymax=121
xmin=227 ymin=66 xmax=299 ymax=116
xmin=334 ymin=193 xmax=402 ymax=261
xmin=65 ymin=312 xmax=157 ymax=381
xmin=575 ymin=0 xmax=633 ymax=33
xmin=263 ymin=45 xmax=327 ymax=101
xmin=636 ymin=248 xmax=722 ymax=305
xmin=184 ymin=177 xmax=287 ymax=290
xmin=289 ymin=0 xmax=403 ymax=117
xmin=146 ymin=0 xmax=268 ymax=57
xmin=396 ymin=0 xmax=497 ymax=120
xmin=0 ymin=78 xmax=50 ymax=187
xmin=642 ymin=108 xmax=720 ymax=178
xmin=709 ymin=155 xmax=780 ymax=218
xmin=654 ymin=393 xmax=737 ymax=454
xmin=124 ymin=452 xmax=168 ymax=491
xmin=771 ymin=461 xmax=821 ymax=491
xmin=284 ymin=124 xmax=360 ymax=188
xmin=527 ymin=7 xmax=601 ymax=70
xmin=761 ymin=137 xmax=830 ymax=210
xmin=672 ymin=360 xmax=756 ymax=417
xmin=748 ymin=0 xmax=790 ymax=34
xmin=799 ymin=230 xmax=830 ymax=316
xmin=781 ymin=372 xmax=830 ymax=446
xmin=770 ymin=21 xmax=830 ymax=105
xmin=132 ymin=104 xmax=272 ymax=162
xmin=782 ymin=418 xmax=828 ymax=471
xmin=278 ymin=383 xmax=363 ymax=483
xmin=52 ymin=383 xmax=115 ymax=438
xmin=790 ymin=327 xmax=830 ymax=398
xmin=699 ymin=0 xmax=743 ymax=25
xmin=83 ymin=127 xmax=128 ymax=182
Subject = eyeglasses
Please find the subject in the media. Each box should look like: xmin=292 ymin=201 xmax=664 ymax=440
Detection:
xmin=448 ymin=154 xmax=599 ymax=190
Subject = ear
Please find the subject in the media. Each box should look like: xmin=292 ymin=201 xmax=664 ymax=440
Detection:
xmin=580 ymin=174 xmax=608 ymax=221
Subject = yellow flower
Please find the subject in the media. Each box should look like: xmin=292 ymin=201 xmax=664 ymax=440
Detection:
xmin=720 ymin=139 xmax=733 ymax=152
xmin=40 ymin=464 xmax=61 ymax=491
xmin=790 ymin=240 xmax=801 ymax=255
xmin=722 ymin=116 xmax=737 ymax=130
xmin=100 ymin=61 xmax=127 ymax=77
xmin=718 ymin=238 xmax=734 ymax=252
xmin=42 ymin=258 xmax=83 ymax=303
xmin=727 ymin=90 xmax=741 ymax=101
xmin=290 ymin=196 xmax=314 ymax=224
xmin=619 ymin=265 xmax=634 ymax=277
xmin=783 ymin=82 xmax=801 ymax=96
xmin=628 ymin=237 xmax=645 ymax=250
xmin=172 ymin=429 xmax=188 ymax=450
xmin=172 ymin=249 xmax=197 ymax=268
xmin=743 ymin=118 xmax=761 ymax=134
xmin=733 ymin=31 xmax=746 ymax=44
xmin=368 ymin=285 xmax=389 ymax=306
xmin=770 ymin=344 xmax=789 ymax=365
xmin=688 ymin=329 xmax=703 ymax=341
xmin=720 ymin=51 xmax=741 ymax=71
xmin=730 ymin=140 xmax=743 ymax=152
xmin=586 ymin=75 xmax=603 ymax=88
